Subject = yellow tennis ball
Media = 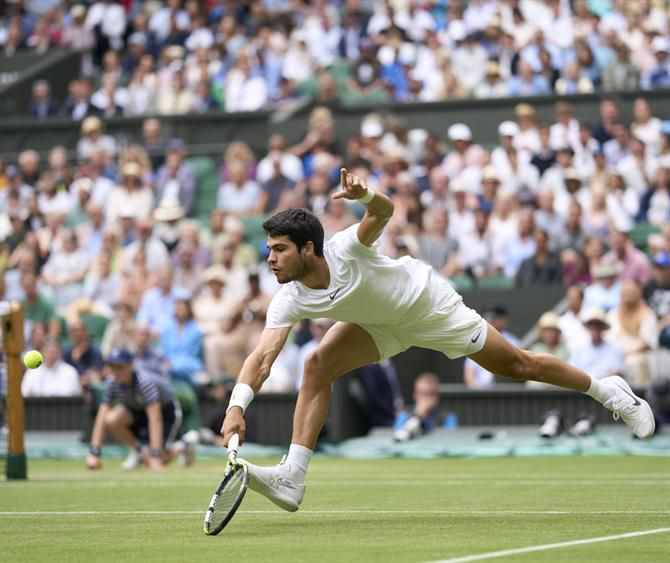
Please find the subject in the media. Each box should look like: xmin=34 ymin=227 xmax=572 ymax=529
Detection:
xmin=23 ymin=350 xmax=43 ymax=369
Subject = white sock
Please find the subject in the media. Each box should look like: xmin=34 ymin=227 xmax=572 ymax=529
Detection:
xmin=584 ymin=375 xmax=609 ymax=404
xmin=287 ymin=443 xmax=313 ymax=474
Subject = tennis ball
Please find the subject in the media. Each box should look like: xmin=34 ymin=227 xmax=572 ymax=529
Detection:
xmin=23 ymin=350 xmax=43 ymax=369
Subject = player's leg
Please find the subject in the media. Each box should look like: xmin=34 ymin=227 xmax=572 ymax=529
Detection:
xmin=243 ymin=322 xmax=380 ymax=511
xmin=469 ymin=323 xmax=655 ymax=438
xmin=292 ymin=322 xmax=381 ymax=449
xmin=103 ymin=405 xmax=140 ymax=448
xmin=103 ymin=405 xmax=146 ymax=469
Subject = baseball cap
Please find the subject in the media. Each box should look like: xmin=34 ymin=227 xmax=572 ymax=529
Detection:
xmin=106 ymin=347 xmax=134 ymax=365
xmin=498 ymin=121 xmax=519 ymax=137
xmin=448 ymin=123 xmax=472 ymax=142
xmin=652 ymin=252 xmax=670 ymax=268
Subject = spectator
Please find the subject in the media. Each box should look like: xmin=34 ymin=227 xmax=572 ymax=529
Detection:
xmin=507 ymin=60 xmax=551 ymax=97
xmin=393 ymin=372 xmax=442 ymax=441
xmin=474 ymin=61 xmax=509 ymax=99
xmin=256 ymin=134 xmax=303 ymax=185
xmin=156 ymin=67 xmax=194 ymax=115
xmin=77 ymin=116 xmax=116 ymax=162
xmin=441 ymin=123 xmax=486 ymax=180
xmin=583 ymin=260 xmax=623 ymax=313
xmin=224 ymin=51 xmax=268 ymax=112
xmin=602 ymin=41 xmax=640 ymax=92
xmin=643 ymin=252 xmax=670 ymax=348
xmin=132 ymin=323 xmax=171 ymax=380
xmin=458 ymin=208 xmax=498 ymax=281
xmin=501 ymin=207 xmax=536 ymax=279
xmin=418 ymin=208 xmax=459 ymax=277
xmin=26 ymin=80 xmax=59 ymax=119
xmin=105 ymin=162 xmax=154 ymax=224
xmin=217 ymin=159 xmax=262 ymax=216
xmin=558 ymin=285 xmax=590 ymax=355
xmin=63 ymin=319 xmax=104 ymax=386
xmin=136 ymin=267 xmax=177 ymax=331
xmin=154 ymin=138 xmax=197 ymax=215
xmin=41 ymin=230 xmax=89 ymax=309
xmin=569 ymin=308 xmax=626 ymax=379
xmin=529 ymin=312 xmax=569 ymax=363
xmin=638 ymin=165 xmax=670 ymax=227
xmin=21 ymin=338 xmax=80 ymax=397
xmin=555 ymin=61 xmax=594 ymax=95
xmin=159 ymin=291 xmax=203 ymax=386
xmin=515 ymin=228 xmax=563 ymax=287
xmin=100 ymin=301 xmax=136 ymax=358
xmin=63 ymin=78 xmax=98 ymax=120
xmin=603 ymin=227 xmax=652 ymax=286
xmin=607 ymin=281 xmax=658 ymax=387
xmin=82 ymin=250 xmax=121 ymax=315
xmin=642 ymin=36 xmax=670 ymax=90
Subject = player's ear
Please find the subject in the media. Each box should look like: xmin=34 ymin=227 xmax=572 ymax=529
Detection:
xmin=302 ymin=241 xmax=315 ymax=258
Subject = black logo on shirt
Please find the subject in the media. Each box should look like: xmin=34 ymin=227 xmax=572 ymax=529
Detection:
xmin=471 ymin=329 xmax=482 ymax=343
xmin=329 ymin=288 xmax=342 ymax=300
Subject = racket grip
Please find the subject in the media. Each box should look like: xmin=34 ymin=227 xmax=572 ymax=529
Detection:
xmin=228 ymin=433 xmax=240 ymax=460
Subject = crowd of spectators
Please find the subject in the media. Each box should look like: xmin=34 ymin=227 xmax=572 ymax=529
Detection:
xmin=2 ymin=92 xmax=669 ymax=405
xmin=4 ymin=0 xmax=670 ymax=119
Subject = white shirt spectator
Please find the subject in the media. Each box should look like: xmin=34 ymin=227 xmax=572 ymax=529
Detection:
xmin=557 ymin=309 xmax=590 ymax=355
xmin=21 ymin=360 xmax=80 ymax=397
xmin=452 ymin=42 xmax=488 ymax=91
xmin=225 ymin=71 xmax=268 ymax=112
xmin=149 ymin=6 xmax=190 ymax=41
xmin=218 ymin=180 xmax=261 ymax=215
xmin=38 ymin=190 xmax=72 ymax=216
xmin=616 ymin=154 xmax=658 ymax=196
xmin=550 ymin=120 xmax=580 ymax=151
xmin=77 ymin=135 xmax=116 ymax=161
xmin=84 ymin=1 xmax=126 ymax=50
xmin=105 ymin=185 xmax=154 ymax=223
xmin=282 ymin=41 xmax=315 ymax=83
xmin=256 ymin=151 xmax=304 ymax=184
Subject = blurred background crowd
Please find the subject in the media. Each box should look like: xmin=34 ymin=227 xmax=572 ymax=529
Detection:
xmin=6 ymin=0 xmax=670 ymax=116
xmin=0 ymin=0 xmax=669 ymax=437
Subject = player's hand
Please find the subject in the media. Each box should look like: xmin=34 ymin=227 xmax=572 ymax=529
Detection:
xmin=221 ymin=407 xmax=246 ymax=446
xmin=86 ymin=454 xmax=101 ymax=470
xmin=148 ymin=457 xmax=165 ymax=472
xmin=332 ymin=168 xmax=368 ymax=200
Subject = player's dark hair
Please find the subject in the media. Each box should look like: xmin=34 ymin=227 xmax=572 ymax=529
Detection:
xmin=262 ymin=208 xmax=324 ymax=257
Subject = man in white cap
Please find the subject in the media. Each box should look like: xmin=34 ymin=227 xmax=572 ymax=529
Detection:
xmin=569 ymin=309 xmax=625 ymax=380
xmin=642 ymin=36 xmax=670 ymax=89
xmin=583 ymin=260 xmax=623 ymax=312
xmin=441 ymin=123 xmax=485 ymax=180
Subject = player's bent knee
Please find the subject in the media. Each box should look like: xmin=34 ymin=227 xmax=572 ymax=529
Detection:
xmin=302 ymin=350 xmax=336 ymax=386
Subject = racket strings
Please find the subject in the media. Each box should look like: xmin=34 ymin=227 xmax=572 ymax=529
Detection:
xmin=209 ymin=467 xmax=245 ymax=527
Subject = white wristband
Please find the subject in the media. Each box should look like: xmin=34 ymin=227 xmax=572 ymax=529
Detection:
xmin=227 ymin=383 xmax=254 ymax=414
xmin=356 ymin=188 xmax=375 ymax=204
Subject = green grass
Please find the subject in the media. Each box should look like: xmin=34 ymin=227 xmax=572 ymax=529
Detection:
xmin=1 ymin=457 xmax=669 ymax=562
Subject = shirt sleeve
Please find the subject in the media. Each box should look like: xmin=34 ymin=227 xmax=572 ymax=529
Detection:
xmin=265 ymin=287 xmax=300 ymax=328
xmin=101 ymin=380 xmax=114 ymax=405
xmin=329 ymin=223 xmax=377 ymax=257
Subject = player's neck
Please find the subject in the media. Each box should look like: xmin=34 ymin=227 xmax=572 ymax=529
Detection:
xmin=298 ymin=256 xmax=331 ymax=290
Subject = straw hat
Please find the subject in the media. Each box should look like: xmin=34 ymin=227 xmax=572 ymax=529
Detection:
xmin=81 ymin=116 xmax=103 ymax=135
xmin=203 ymin=266 xmax=227 ymax=285
xmin=121 ymin=162 xmax=142 ymax=179
xmin=537 ymin=312 xmax=561 ymax=332
xmin=153 ymin=200 xmax=185 ymax=222
xmin=581 ymin=308 xmax=610 ymax=328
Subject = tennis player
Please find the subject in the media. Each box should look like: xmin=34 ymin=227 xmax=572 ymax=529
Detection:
xmin=221 ymin=168 xmax=655 ymax=511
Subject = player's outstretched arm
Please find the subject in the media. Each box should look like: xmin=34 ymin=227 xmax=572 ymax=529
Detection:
xmin=333 ymin=167 xmax=394 ymax=247
xmin=221 ymin=326 xmax=292 ymax=445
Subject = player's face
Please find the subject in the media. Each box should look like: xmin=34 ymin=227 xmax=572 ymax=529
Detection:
xmin=266 ymin=235 xmax=309 ymax=284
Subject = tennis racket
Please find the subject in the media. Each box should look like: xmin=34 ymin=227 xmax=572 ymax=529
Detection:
xmin=203 ymin=433 xmax=248 ymax=535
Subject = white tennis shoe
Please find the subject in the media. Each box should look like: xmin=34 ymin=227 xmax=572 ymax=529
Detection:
xmin=602 ymin=375 xmax=655 ymax=439
xmin=121 ymin=448 xmax=144 ymax=470
xmin=241 ymin=456 xmax=305 ymax=512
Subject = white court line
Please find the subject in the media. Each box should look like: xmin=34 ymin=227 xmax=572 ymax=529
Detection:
xmin=8 ymin=479 xmax=670 ymax=487
xmin=428 ymin=528 xmax=670 ymax=563
xmin=0 ymin=510 xmax=669 ymax=516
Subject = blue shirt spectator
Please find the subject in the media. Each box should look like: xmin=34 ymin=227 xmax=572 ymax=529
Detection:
xmin=159 ymin=295 xmax=203 ymax=385
xmin=569 ymin=309 xmax=626 ymax=379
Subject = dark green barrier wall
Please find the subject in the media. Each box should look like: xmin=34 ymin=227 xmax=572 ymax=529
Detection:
xmin=1 ymin=87 xmax=669 ymax=162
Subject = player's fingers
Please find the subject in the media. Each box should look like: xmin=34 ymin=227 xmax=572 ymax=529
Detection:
xmin=340 ymin=168 xmax=348 ymax=189
xmin=331 ymin=190 xmax=346 ymax=200
xmin=346 ymin=173 xmax=356 ymax=191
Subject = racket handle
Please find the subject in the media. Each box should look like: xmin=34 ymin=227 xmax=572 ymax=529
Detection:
xmin=228 ymin=433 xmax=240 ymax=462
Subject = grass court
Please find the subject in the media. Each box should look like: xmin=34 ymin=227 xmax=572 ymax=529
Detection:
xmin=1 ymin=456 xmax=669 ymax=562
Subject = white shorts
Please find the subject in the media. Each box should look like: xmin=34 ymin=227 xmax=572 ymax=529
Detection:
xmin=360 ymin=274 xmax=487 ymax=361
